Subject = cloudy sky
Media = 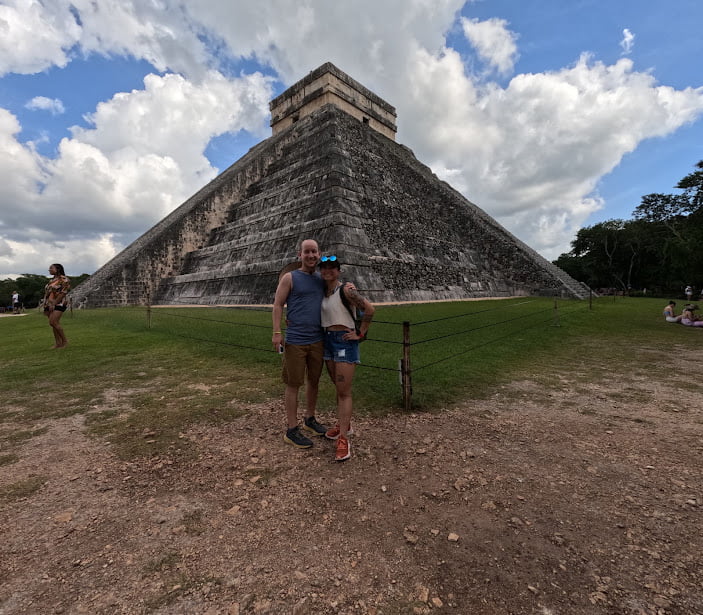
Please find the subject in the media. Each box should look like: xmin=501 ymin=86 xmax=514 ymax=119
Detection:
xmin=1 ymin=0 xmax=702 ymax=278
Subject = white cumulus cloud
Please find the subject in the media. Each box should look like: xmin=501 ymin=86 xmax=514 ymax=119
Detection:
xmin=397 ymin=50 xmax=703 ymax=257
xmin=0 ymin=108 xmax=46 ymax=215
xmin=71 ymin=0 xmax=212 ymax=78
xmin=0 ymin=0 xmax=702 ymax=275
xmin=0 ymin=0 xmax=81 ymax=76
xmin=461 ymin=16 xmax=519 ymax=74
xmin=0 ymin=70 xmax=273 ymax=270
xmin=25 ymin=96 xmax=66 ymax=115
xmin=0 ymin=0 xmax=213 ymax=78
xmin=0 ymin=234 xmax=121 ymax=278
xmin=184 ymin=0 xmax=465 ymax=85
xmin=620 ymin=28 xmax=635 ymax=55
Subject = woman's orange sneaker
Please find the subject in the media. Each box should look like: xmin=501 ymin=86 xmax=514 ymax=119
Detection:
xmin=335 ymin=436 xmax=351 ymax=462
xmin=325 ymin=424 xmax=354 ymax=440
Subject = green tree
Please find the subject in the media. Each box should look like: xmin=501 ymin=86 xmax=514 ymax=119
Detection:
xmin=555 ymin=160 xmax=703 ymax=296
xmin=568 ymin=220 xmax=630 ymax=289
xmin=0 ymin=273 xmax=91 ymax=308
xmin=633 ymin=193 xmax=690 ymax=227
xmin=676 ymin=159 xmax=703 ymax=212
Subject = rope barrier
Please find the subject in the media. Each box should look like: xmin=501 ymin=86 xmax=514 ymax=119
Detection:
xmin=364 ymin=318 xmax=405 ymax=325
xmin=359 ymin=336 xmax=404 ymax=345
xmin=413 ymin=314 xmax=555 ymax=372
xmin=156 ymin=310 xmax=272 ymax=329
xmin=173 ymin=333 xmax=280 ymax=355
xmin=355 ymin=362 xmax=399 ymax=372
xmin=154 ymin=310 xmax=405 ymax=345
xmin=150 ymin=310 xmax=401 ymax=371
xmin=412 ymin=301 xmax=589 ymax=372
xmin=172 ymin=333 xmax=401 ymax=371
xmin=210 ymin=305 xmax=273 ymax=313
xmin=411 ymin=306 xmax=554 ymax=345
xmin=411 ymin=299 xmax=537 ymax=326
xmin=163 ymin=301 xmax=396 ymax=319
xmin=145 ymin=299 xmax=590 ymax=404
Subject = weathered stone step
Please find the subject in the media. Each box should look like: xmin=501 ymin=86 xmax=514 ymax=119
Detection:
xmin=71 ymin=65 xmax=592 ymax=308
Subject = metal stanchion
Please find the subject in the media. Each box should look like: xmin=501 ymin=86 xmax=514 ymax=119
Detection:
xmin=552 ymin=298 xmax=561 ymax=327
xmin=401 ymin=321 xmax=412 ymax=411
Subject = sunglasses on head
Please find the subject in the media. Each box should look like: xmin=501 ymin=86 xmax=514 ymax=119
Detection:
xmin=320 ymin=255 xmax=337 ymax=262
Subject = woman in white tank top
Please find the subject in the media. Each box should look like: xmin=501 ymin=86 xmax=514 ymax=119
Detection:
xmin=319 ymin=255 xmax=375 ymax=462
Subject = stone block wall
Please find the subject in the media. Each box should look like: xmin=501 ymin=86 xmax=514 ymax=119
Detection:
xmin=72 ymin=102 xmax=589 ymax=308
xmin=70 ymin=135 xmax=291 ymax=307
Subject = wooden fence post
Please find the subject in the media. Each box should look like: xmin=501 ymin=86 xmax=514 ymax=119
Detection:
xmin=401 ymin=321 xmax=412 ymax=411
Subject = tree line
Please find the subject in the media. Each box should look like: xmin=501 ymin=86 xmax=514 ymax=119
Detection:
xmin=554 ymin=160 xmax=703 ymax=297
xmin=1 ymin=273 xmax=90 ymax=309
xmin=4 ymin=160 xmax=702 ymax=308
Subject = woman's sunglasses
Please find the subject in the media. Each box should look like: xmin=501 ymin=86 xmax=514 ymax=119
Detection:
xmin=320 ymin=255 xmax=337 ymax=262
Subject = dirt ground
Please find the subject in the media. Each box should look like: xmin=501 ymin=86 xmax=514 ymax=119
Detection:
xmin=1 ymin=346 xmax=701 ymax=615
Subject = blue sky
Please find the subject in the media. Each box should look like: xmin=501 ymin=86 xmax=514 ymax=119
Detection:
xmin=0 ymin=0 xmax=701 ymax=278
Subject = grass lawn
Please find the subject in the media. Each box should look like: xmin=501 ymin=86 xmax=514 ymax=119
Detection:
xmin=1 ymin=296 xmax=698 ymax=459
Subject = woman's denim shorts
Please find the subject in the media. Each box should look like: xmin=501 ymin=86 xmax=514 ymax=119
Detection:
xmin=323 ymin=330 xmax=361 ymax=364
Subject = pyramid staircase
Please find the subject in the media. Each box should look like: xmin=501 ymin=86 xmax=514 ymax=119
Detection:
xmin=154 ymin=105 xmax=590 ymax=304
xmin=70 ymin=64 xmax=590 ymax=309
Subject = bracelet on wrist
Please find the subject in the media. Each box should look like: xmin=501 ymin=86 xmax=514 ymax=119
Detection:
xmin=273 ymin=331 xmax=282 ymax=334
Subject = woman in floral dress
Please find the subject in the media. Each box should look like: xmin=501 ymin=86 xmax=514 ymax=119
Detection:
xmin=43 ymin=263 xmax=71 ymax=348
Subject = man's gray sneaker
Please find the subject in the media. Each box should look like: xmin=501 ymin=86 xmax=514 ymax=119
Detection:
xmin=301 ymin=416 xmax=328 ymax=436
xmin=283 ymin=426 xmax=313 ymax=449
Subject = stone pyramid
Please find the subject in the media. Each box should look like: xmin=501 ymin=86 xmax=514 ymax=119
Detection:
xmin=71 ymin=63 xmax=589 ymax=308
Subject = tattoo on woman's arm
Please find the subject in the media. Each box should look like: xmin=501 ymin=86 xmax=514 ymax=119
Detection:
xmin=345 ymin=287 xmax=363 ymax=305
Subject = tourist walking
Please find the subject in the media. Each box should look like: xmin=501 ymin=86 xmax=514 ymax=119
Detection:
xmin=42 ymin=263 xmax=70 ymax=348
xmin=319 ymin=255 xmax=374 ymax=462
xmin=272 ymin=239 xmax=329 ymax=448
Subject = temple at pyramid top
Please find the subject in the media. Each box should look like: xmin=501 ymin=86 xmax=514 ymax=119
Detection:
xmin=269 ymin=62 xmax=397 ymax=140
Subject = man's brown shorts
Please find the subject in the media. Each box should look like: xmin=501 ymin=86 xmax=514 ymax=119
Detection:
xmin=282 ymin=341 xmax=324 ymax=388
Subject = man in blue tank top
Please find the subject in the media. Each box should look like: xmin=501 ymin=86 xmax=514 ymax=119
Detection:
xmin=272 ymin=239 xmax=328 ymax=448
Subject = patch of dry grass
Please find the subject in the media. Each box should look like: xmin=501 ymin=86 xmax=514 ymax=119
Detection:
xmin=0 ymin=475 xmax=46 ymax=502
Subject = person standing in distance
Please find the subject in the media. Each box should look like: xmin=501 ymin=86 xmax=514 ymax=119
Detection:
xmin=272 ymin=239 xmax=328 ymax=448
xmin=43 ymin=263 xmax=71 ymax=348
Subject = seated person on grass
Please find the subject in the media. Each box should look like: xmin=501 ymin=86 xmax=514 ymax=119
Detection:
xmin=681 ymin=304 xmax=703 ymax=327
xmin=663 ymin=301 xmax=681 ymax=323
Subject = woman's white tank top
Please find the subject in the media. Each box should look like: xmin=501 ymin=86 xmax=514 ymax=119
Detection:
xmin=321 ymin=285 xmax=355 ymax=329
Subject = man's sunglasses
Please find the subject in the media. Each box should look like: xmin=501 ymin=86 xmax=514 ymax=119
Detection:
xmin=320 ymin=255 xmax=337 ymax=262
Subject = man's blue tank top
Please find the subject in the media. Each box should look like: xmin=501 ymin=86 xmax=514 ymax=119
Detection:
xmin=285 ymin=269 xmax=324 ymax=345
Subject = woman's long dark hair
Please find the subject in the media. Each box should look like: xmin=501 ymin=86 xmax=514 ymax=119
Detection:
xmin=51 ymin=263 xmax=66 ymax=276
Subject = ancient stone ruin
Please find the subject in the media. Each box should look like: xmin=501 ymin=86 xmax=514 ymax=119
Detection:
xmin=70 ymin=62 xmax=590 ymax=307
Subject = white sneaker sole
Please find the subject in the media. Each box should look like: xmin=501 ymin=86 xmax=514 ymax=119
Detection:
xmin=325 ymin=427 xmax=354 ymax=440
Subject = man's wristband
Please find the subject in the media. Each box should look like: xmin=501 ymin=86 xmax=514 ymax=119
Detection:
xmin=273 ymin=331 xmax=282 ymax=334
